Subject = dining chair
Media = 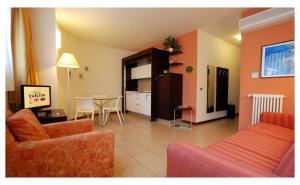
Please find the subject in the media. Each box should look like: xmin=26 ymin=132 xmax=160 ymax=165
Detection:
xmin=102 ymin=96 xmax=124 ymax=126
xmin=75 ymin=97 xmax=95 ymax=121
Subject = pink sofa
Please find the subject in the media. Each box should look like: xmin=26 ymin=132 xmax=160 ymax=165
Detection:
xmin=167 ymin=112 xmax=294 ymax=177
xmin=6 ymin=109 xmax=114 ymax=177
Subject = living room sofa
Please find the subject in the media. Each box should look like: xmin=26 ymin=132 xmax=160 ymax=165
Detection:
xmin=167 ymin=112 xmax=294 ymax=177
xmin=6 ymin=109 xmax=114 ymax=177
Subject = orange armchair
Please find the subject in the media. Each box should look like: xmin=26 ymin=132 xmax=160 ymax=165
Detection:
xmin=6 ymin=112 xmax=114 ymax=177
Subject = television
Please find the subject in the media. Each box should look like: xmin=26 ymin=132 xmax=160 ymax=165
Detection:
xmin=21 ymin=85 xmax=51 ymax=109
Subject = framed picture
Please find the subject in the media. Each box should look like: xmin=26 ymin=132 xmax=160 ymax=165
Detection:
xmin=261 ymin=41 xmax=294 ymax=78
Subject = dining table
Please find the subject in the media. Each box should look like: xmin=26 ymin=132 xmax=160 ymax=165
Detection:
xmin=92 ymin=95 xmax=118 ymax=126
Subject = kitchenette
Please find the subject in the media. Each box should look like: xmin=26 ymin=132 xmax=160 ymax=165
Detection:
xmin=122 ymin=47 xmax=182 ymax=121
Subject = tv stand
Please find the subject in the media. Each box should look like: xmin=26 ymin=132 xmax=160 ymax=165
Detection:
xmin=34 ymin=109 xmax=67 ymax=124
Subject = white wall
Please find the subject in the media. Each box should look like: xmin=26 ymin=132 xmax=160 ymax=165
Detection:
xmin=57 ymin=30 xmax=134 ymax=118
xmin=196 ymin=29 xmax=240 ymax=122
xmin=29 ymin=8 xmax=57 ymax=108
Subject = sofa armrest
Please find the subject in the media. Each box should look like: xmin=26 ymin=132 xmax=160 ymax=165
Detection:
xmin=6 ymin=129 xmax=114 ymax=177
xmin=260 ymin=112 xmax=294 ymax=129
xmin=167 ymin=142 xmax=276 ymax=177
xmin=42 ymin=119 xmax=93 ymax=138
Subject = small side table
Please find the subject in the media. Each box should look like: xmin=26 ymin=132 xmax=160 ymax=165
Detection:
xmin=35 ymin=109 xmax=67 ymax=124
xmin=173 ymin=106 xmax=193 ymax=128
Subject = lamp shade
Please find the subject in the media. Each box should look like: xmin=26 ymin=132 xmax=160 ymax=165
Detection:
xmin=57 ymin=53 xmax=80 ymax=68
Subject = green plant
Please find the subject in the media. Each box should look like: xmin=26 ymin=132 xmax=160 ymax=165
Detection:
xmin=163 ymin=36 xmax=181 ymax=51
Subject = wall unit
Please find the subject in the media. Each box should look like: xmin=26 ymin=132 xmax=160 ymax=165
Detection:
xmin=122 ymin=48 xmax=169 ymax=120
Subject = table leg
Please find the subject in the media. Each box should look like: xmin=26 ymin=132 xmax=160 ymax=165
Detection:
xmin=98 ymin=100 xmax=103 ymax=127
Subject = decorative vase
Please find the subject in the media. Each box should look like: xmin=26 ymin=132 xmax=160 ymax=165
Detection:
xmin=168 ymin=47 xmax=174 ymax=52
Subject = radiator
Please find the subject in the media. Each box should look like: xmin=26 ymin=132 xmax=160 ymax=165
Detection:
xmin=248 ymin=94 xmax=286 ymax=125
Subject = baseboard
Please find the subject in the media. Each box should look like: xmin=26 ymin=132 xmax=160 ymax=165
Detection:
xmin=182 ymin=114 xmax=239 ymax=125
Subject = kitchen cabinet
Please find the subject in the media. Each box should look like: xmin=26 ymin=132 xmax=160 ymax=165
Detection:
xmin=156 ymin=73 xmax=182 ymax=120
xmin=126 ymin=91 xmax=151 ymax=116
xmin=131 ymin=64 xmax=151 ymax=79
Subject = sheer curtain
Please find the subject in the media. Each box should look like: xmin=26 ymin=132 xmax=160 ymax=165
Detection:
xmin=5 ymin=8 xmax=14 ymax=91
xmin=8 ymin=8 xmax=39 ymax=111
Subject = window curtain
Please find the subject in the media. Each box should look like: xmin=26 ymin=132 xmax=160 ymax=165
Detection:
xmin=5 ymin=8 xmax=14 ymax=91
xmin=8 ymin=8 xmax=39 ymax=112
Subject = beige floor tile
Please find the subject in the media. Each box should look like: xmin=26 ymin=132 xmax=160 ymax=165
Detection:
xmin=114 ymin=147 xmax=137 ymax=170
xmin=134 ymin=152 xmax=166 ymax=177
xmin=118 ymin=163 xmax=155 ymax=177
xmin=92 ymin=113 xmax=239 ymax=177
xmin=118 ymin=140 xmax=147 ymax=156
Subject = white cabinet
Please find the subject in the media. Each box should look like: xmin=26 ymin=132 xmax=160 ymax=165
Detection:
xmin=131 ymin=64 xmax=151 ymax=79
xmin=139 ymin=93 xmax=151 ymax=116
xmin=131 ymin=68 xmax=138 ymax=79
xmin=126 ymin=91 xmax=151 ymax=116
xmin=126 ymin=92 xmax=137 ymax=112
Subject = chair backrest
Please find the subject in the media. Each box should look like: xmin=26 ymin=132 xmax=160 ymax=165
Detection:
xmin=108 ymin=96 xmax=123 ymax=109
xmin=91 ymin=94 xmax=107 ymax=98
xmin=75 ymin=97 xmax=94 ymax=111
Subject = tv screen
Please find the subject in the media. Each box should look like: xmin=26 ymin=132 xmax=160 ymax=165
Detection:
xmin=21 ymin=85 xmax=51 ymax=109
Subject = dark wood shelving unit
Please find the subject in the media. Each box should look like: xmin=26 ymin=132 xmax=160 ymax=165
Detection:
xmin=122 ymin=48 xmax=169 ymax=121
xmin=169 ymin=50 xmax=183 ymax=56
xmin=165 ymin=62 xmax=183 ymax=67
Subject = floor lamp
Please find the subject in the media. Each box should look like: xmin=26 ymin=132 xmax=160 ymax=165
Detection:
xmin=57 ymin=53 xmax=80 ymax=120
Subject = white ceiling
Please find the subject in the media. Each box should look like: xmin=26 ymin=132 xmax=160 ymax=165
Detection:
xmin=56 ymin=8 xmax=248 ymax=51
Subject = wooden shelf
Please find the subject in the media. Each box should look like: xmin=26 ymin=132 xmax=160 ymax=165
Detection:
xmin=165 ymin=62 xmax=183 ymax=67
xmin=169 ymin=50 xmax=183 ymax=56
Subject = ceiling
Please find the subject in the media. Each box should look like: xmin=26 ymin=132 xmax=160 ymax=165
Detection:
xmin=56 ymin=8 xmax=248 ymax=51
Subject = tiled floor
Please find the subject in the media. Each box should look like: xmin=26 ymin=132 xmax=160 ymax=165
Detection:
xmin=93 ymin=112 xmax=238 ymax=177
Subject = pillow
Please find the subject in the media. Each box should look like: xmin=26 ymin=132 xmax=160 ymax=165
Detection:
xmin=6 ymin=109 xmax=14 ymax=119
xmin=274 ymin=143 xmax=294 ymax=177
xmin=6 ymin=109 xmax=49 ymax=141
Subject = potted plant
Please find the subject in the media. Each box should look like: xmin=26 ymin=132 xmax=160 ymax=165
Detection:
xmin=163 ymin=36 xmax=181 ymax=52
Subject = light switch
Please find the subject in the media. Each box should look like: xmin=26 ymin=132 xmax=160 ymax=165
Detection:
xmin=251 ymin=72 xmax=259 ymax=78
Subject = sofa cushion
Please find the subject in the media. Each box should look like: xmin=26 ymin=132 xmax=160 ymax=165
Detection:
xmin=260 ymin=112 xmax=294 ymax=129
xmin=274 ymin=143 xmax=294 ymax=177
xmin=205 ymin=125 xmax=293 ymax=174
xmin=6 ymin=109 xmax=49 ymax=141
xmin=250 ymin=123 xmax=294 ymax=142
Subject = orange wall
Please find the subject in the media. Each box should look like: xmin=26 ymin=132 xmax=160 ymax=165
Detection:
xmin=239 ymin=20 xmax=294 ymax=129
xmin=152 ymin=30 xmax=198 ymax=122
xmin=241 ymin=8 xmax=269 ymax=18
xmin=170 ymin=31 xmax=197 ymax=122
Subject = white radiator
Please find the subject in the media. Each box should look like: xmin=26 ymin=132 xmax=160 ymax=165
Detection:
xmin=248 ymin=94 xmax=286 ymax=125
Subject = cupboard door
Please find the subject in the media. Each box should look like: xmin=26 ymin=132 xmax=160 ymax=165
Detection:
xmin=138 ymin=93 xmax=151 ymax=116
xmin=144 ymin=93 xmax=151 ymax=116
xmin=141 ymin=64 xmax=151 ymax=78
xmin=126 ymin=92 xmax=134 ymax=111
xmin=134 ymin=93 xmax=141 ymax=113
xmin=131 ymin=68 xmax=137 ymax=79
xmin=131 ymin=64 xmax=152 ymax=79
